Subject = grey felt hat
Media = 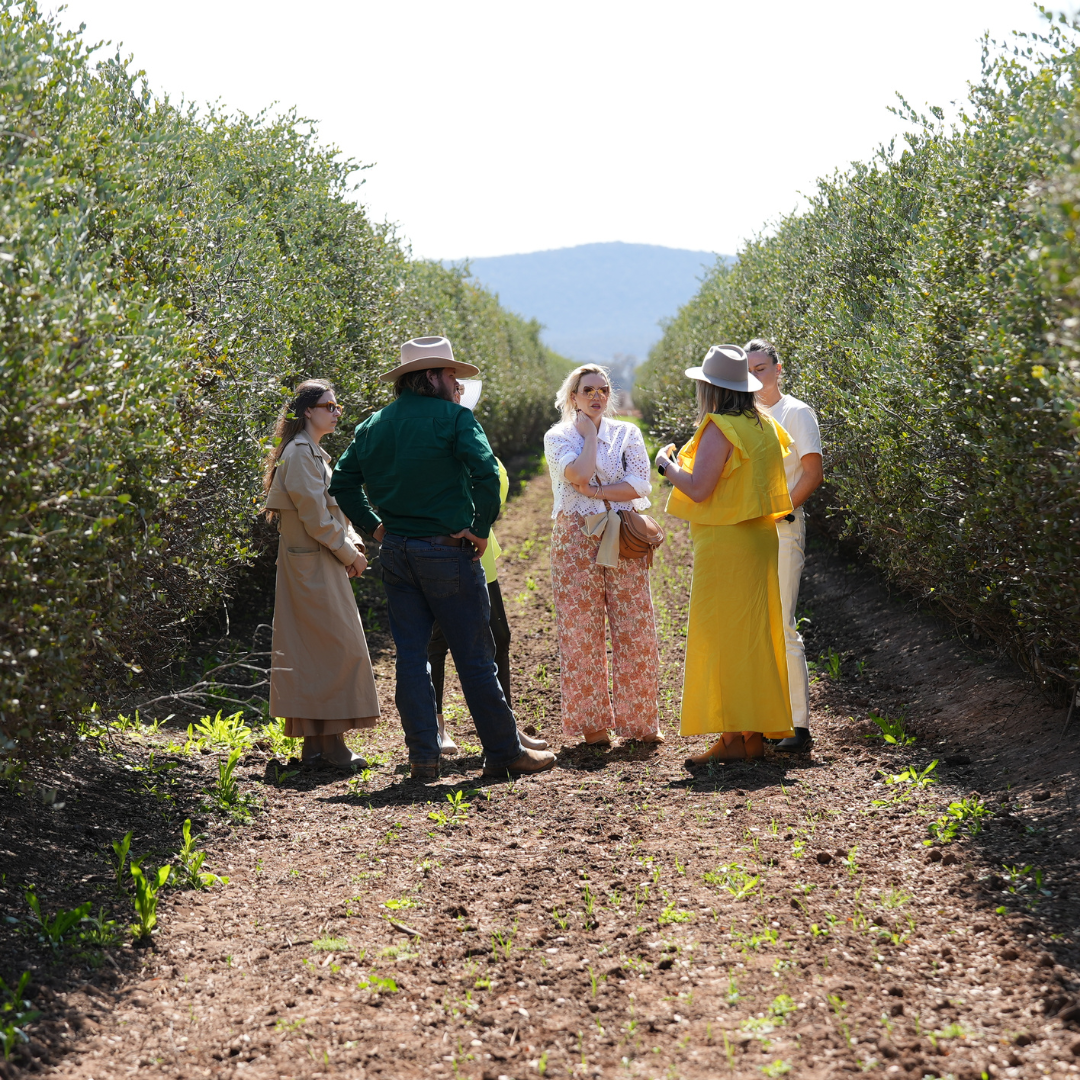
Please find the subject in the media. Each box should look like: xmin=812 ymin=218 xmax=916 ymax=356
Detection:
xmin=685 ymin=344 xmax=762 ymax=392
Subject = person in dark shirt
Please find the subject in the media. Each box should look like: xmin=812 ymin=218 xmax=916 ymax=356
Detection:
xmin=330 ymin=336 xmax=556 ymax=781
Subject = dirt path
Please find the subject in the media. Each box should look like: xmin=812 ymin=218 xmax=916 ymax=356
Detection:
xmin=3 ymin=473 xmax=1080 ymax=1080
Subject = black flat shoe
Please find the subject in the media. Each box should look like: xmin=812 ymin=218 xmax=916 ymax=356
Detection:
xmin=773 ymin=728 xmax=813 ymax=754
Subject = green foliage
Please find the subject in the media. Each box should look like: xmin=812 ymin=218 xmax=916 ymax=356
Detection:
xmin=186 ymin=711 xmax=253 ymax=752
xmin=23 ymin=889 xmax=92 ymax=950
xmin=174 ymin=819 xmax=228 ymax=889
xmin=880 ymin=760 xmax=939 ymax=796
xmin=0 ymin=973 xmax=39 ymax=1061
xmin=427 ymin=788 xmax=473 ymax=827
xmin=0 ymin=3 xmax=564 ymax=749
xmin=111 ymin=831 xmax=135 ymax=894
xmin=206 ymin=746 xmax=255 ymax=821
xmin=312 ymin=936 xmax=349 ymax=951
xmin=865 ymin=711 xmax=916 ymax=747
xmin=129 ymin=862 xmax=172 ymax=938
xmin=637 ymin=17 xmax=1080 ymax=694
xmin=927 ymin=796 xmax=992 ymax=844
xmin=703 ymin=863 xmax=761 ymax=901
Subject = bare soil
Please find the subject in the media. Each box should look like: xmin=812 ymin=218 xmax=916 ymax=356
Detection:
xmin=2 ymin=473 xmax=1080 ymax=1080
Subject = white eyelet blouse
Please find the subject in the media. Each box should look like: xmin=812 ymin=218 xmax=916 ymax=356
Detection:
xmin=543 ymin=417 xmax=653 ymax=518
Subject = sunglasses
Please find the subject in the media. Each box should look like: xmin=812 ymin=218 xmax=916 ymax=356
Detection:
xmin=310 ymin=402 xmax=343 ymax=415
xmin=577 ymin=385 xmax=610 ymax=399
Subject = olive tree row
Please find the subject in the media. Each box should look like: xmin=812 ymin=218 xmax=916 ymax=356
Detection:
xmin=637 ymin=19 xmax=1080 ymax=696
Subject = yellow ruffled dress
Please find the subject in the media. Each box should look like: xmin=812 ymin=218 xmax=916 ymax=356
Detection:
xmin=666 ymin=412 xmax=796 ymax=738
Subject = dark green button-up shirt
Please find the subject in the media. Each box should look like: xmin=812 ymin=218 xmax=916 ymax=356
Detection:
xmin=329 ymin=390 xmax=502 ymax=539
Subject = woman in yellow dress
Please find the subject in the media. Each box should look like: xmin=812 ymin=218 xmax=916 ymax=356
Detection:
xmin=655 ymin=344 xmax=796 ymax=767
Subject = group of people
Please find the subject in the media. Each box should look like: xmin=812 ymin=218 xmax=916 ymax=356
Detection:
xmin=263 ymin=332 xmax=821 ymax=778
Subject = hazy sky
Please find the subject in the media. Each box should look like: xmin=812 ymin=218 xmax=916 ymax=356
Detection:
xmin=58 ymin=1 xmax=1057 ymax=260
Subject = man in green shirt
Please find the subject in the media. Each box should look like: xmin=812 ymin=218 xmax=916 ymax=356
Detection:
xmin=330 ymin=336 xmax=556 ymax=780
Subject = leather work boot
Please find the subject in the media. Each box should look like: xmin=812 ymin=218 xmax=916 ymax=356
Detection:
xmin=518 ymin=729 xmax=549 ymax=751
xmin=483 ymin=748 xmax=556 ymax=778
xmin=410 ymin=762 xmax=439 ymax=781
xmin=437 ymin=713 xmax=459 ymax=756
xmin=773 ymin=727 xmax=814 ymax=754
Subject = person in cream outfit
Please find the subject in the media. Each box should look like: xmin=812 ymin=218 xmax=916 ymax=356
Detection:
xmin=746 ymin=339 xmax=823 ymax=754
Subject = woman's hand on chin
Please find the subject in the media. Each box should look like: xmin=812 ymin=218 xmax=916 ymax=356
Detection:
xmin=573 ymin=410 xmax=596 ymax=438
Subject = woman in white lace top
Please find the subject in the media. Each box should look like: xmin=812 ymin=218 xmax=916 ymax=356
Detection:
xmin=542 ymin=365 xmax=663 ymax=747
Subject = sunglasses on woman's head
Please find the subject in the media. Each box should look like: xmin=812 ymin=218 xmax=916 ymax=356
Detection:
xmin=311 ymin=402 xmax=343 ymax=415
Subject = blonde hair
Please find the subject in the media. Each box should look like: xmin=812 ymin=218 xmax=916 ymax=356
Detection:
xmin=554 ymin=364 xmax=617 ymax=423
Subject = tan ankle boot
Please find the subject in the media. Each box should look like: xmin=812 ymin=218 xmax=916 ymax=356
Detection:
xmin=685 ymin=733 xmax=745 ymax=769
xmin=742 ymin=732 xmax=765 ymax=759
xmin=518 ymin=729 xmax=549 ymax=751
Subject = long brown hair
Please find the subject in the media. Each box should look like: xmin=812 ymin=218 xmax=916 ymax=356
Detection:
xmin=695 ymin=380 xmax=760 ymax=424
xmin=262 ymin=380 xmax=334 ymax=514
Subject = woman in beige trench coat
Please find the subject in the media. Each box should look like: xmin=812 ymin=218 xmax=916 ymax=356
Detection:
xmin=263 ymin=380 xmax=381 ymax=768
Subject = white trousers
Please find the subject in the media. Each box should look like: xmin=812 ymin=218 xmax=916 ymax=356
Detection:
xmin=776 ymin=509 xmax=811 ymax=728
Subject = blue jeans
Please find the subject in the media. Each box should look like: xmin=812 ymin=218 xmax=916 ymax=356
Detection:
xmin=379 ymin=535 xmax=522 ymax=768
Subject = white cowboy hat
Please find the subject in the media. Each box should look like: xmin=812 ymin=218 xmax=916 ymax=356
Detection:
xmin=685 ymin=344 xmax=762 ymax=392
xmin=378 ymin=335 xmax=480 ymax=383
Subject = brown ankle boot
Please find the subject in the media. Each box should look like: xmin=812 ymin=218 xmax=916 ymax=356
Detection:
xmin=685 ymin=733 xmax=745 ymax=769
xmin=742 ymin=732 xmax=765 ymax=759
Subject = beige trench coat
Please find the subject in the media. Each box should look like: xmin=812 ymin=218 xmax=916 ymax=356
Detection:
xmin=265 ymin=432 xmax=381 ymax=732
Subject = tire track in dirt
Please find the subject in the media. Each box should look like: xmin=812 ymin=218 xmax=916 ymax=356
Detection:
xmin=3 ymin=472 xmax=1080 ymax=1080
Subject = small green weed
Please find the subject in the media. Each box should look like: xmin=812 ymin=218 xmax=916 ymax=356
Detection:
xmin=658 ymin=903 xmax=692 ymax=926
xmin=206 ymin=747 xmax=256 ymax=821
xmin=186 ymin=710 xmax=253 ymax=752
xmin=865 ymin=710 xmax=916 ymax=747
xmin=174 ymin=819 xmax=228 ymax=889
xmin=822 ymin=649 xmax=843 ymax=681
xmin=110 ymin=831 xmax=136 ymax=894
xmin=0 ymin=973 xmax=40 ymax=1061
xmin=130 ymin=863 xmax=172 ymax=939
xmin=23 ymin=889 xmax=92 ymax=951
xmin=313 ymin=936 xmax=349 ymax=951
xmin=927 ymin=797 xmax=992 ymax=844
xmin=428 ymin=789 xmax=473 ymax=827
xmin=357 ymin=973 xmax=398 ymax=993
xmin=761 ymin=1061 xmax=791 ymax=1076
xmin=703 ymin=863 xmax=760 ymax=901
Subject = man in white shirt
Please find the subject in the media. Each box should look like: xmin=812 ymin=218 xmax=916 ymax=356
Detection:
xmin=747 ymin=339 xmax=823 ymax=753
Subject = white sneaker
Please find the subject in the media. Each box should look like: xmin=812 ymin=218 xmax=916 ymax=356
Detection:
xmin=437 ymin=713 xmax=458 ymax=756
xmin=518 ymin=729 xmax=549 ymax=751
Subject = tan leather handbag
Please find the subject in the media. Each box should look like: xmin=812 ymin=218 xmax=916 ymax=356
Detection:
xmin=602 ymin=499 xmax=665 ymax=566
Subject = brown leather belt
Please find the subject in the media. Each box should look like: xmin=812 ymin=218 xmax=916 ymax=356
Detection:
xmin=384 ymin=533 xmax=468 ymax=547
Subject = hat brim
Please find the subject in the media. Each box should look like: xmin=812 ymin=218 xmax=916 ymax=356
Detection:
xmin=379 ymin=357 xmax=480 ymax=383
xmin=685 ymin=366 xmax=763 ymax=392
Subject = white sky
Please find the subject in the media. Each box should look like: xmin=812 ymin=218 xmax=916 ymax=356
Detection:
xmin=58 ymin=1 xmax=1059 ymax=260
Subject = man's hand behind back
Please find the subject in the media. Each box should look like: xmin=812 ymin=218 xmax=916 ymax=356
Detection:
xmin=451 ymin=529 xmax=487 ymax=560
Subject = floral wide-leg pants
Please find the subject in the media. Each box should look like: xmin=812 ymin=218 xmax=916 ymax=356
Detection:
xmin=550 ymin=513 xmax=661 ymax=740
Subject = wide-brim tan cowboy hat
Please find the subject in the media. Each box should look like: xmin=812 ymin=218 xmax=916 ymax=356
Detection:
xmin=378 ymin=335 xmax=480 ymax=383
xmin=684 ymin=343 xmax=762 ymax=392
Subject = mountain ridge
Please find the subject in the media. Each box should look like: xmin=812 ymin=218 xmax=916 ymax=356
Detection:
xmin=447 ymin=241 xmax=728 ymax=379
